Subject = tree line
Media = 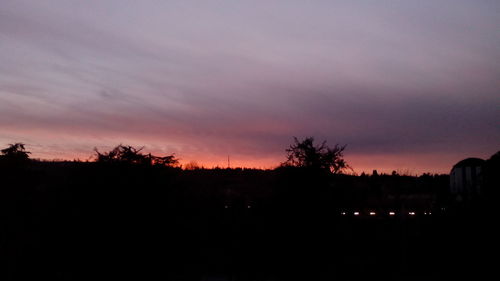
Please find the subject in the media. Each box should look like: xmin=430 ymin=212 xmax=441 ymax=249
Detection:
xmin=0 ymin=137 xmax=351 ymax=173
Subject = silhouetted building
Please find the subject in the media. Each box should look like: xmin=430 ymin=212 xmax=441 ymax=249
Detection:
xmin=450 ymin=158 xmax=485 ymax=198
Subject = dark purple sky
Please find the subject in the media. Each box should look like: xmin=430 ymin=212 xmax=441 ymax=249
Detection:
xmin=1 ymin=0 xmax=499 ymax=174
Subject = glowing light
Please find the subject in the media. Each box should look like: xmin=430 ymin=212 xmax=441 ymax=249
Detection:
xmin=224 ymin=205 xmax=229 ymax=209
xmin=409 ymin=212 xmax=416 ymax=216
xmin=389 ymin=212 xmax=396 ymax=216
xmin=354 ymin=212 xmax=360 ymax=216
xmin=341 ymin=212 xmax=346 ymax=215
xmin=369 ymin=212 xmax=376 ymax=216
xmin=247 ymin=205 xmax=251 ymax=209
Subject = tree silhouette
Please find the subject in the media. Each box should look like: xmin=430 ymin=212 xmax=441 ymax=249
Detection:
xmin=94 ymin=144 xmax=178 ymax=167
xmin=0 ymin=143 xmax=31 ymax=163
xmin=282 ymin=137 xmax=350 ymax=174
xmin=150 ymin=154 xmax=179 ymax=167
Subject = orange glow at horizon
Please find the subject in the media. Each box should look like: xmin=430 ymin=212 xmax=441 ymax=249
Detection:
xmin=22 ymin=146 xmax=469 ymax=175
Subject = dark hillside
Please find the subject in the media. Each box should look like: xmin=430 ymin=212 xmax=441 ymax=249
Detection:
xmin=0 ymin=161 xmax=494 ymax=280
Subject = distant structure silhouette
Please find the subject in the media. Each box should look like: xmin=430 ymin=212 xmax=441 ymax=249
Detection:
xmin=450 ymin=158 xmax=485 ymax=200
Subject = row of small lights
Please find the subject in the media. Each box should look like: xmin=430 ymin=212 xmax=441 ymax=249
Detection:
xmin=223 ymin=205 xmax=436 ymax=215
xmin=224 ymin=205 xmax=252 ymax=209
xmin=341 ymin=211 xmax=432 ymax=216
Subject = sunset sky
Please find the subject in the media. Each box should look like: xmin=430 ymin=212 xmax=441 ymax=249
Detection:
xmin=1 ymin=0 xmax=499 ymax=174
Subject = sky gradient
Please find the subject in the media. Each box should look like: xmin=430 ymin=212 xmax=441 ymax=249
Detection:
xmin=1 ymin=0 xmax=499 ymax=174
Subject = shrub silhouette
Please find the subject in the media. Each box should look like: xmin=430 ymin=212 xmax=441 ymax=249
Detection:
xmin=0 ymin=143 xmax=31 ymax=164
xmin=94 ymin=144 xmax=178 ymax=167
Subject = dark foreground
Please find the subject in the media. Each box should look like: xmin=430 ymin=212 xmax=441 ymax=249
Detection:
xmin=0 ymin=162 xmax=495 ymax=280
